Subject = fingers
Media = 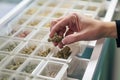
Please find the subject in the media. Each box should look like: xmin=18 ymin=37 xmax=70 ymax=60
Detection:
xmin=49 ymin=13 xmax=81 ymax=48
xmin=57 ymin=32 xmax=82 ymax=48
xmin=50 ymin=17 xmax=63 ymax=31
xmin=50 ymin=14 xmax=76 ymax=38
xmin=62 ymin=32 xmax=84 ymax=45
xmin=58 ymin=42 xmax=64 ymax=48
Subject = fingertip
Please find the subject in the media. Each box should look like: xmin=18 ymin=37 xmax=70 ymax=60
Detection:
xmin=49 ymin=30 xmax=55 ymax=38
xmin=62 ymin=38 xmax=68 ymax=45
xmin=49 ymin=33 xmax=53 ymax=38
xmin=53 ymin=42 xmax=58 ymax=46
xmin=58 ymin=42 xmax=64 ymax=49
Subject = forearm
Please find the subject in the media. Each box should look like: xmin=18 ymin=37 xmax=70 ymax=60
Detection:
xmin=101 ymin=21 xmax=117 ymax=38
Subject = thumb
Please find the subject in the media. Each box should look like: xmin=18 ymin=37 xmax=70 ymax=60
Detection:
xmin=62 ymin=33 xmax=83 ymax=45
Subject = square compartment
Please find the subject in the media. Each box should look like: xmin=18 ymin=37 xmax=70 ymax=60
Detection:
xmin=38 ymin=61 xmax=68 ymax=80
xmin=52 ymin=8 xmax=68 ymax=18
xmin=25 ymin=6 xmax=39 ymax=15
xmin=36 ymin=0 xmax=48 ymax=6
xmin=52 ymin=9 xmax=66 ymax=18
xmin=11 ymin=75 xmax=28 ymax=80
xmin=17 ymin=16 xmax=30 ymax=25
xmin=9 ymin=15 xmax=30 ymax=28
xmin=4 ymin=56 xmax=26 ymax=71
xmin=37 ymin=8 xmax=54 ymax=17
xmin=21 ymin=59 xmax=41 ymax=74
xmin=68 ymin=57 xmax=89 ymax=80
xmin=50 ymin=42 xmax=86 ymax=63
xmin=74 ymin=4 xmax=85 ymax=10
xmin=52 ymin=46 xmax=72 ymax=59
xmin=7 ymin=26 xmax=22 ymax=37
xmin=0 ymin=39 xmax=21 ymax=53
xmin=47 ymin=0 xmax=60 ymax=7
xmin=59 ymin=2 xmax=74 ymax=8
xmin=19 ymin=41 xmax=39 ymax=56
xmin=86 ymin=6 xmax=98 ymax=11
xmin=26 ymin=17 xmax=43 ymax=27
xmin=33 ymin=43 xmax=54 ymax=58
xmin=42 ymin=21 xmax=50 ymax=28
xmin=31 ymin=28 xmax=49 ymax=41
xmin=14 ymin=28 xmax=34 ymax=39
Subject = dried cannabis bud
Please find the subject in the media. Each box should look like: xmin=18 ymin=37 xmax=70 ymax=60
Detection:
xmin=48 ymin=33 xmax=63 ymax=43
xmin=20 ymin=45 xmax=36 ymax=55
xmin=22 ymin=63 xmax=37 ymax=73
xmin=37 ymin=48 xmax=51 ymax=57
xmin=6 ymin=60 xmax=23 ymax=70
xmin=55 ymin=46 xmax=71 ymax=59
xmin=1 ymin=42 xmax=18 ymax=52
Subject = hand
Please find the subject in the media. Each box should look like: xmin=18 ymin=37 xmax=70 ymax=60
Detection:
xmin=50 ymin=13 xmax=117 ymax=48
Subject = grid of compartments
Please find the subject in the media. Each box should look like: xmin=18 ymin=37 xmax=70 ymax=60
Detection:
xmin=0 ymin=0 xmax=104 ymax=80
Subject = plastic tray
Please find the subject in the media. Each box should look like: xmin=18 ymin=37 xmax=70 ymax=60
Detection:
xmin=0 ymin=0 xmax=107 ymax=79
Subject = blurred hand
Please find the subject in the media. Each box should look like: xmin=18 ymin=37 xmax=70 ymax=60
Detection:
xmin=50 ymin=13 xmax=116 ymax=48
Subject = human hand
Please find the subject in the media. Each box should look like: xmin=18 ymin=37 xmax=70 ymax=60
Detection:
xmin=49 ymin=13 xmax=117 ymax=48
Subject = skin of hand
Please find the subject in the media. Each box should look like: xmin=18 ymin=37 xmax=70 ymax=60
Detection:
xmin=50 ymin=13 xmax=117 ymax=48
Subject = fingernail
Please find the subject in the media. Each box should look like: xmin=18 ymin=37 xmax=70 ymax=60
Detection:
xmin=49 ymin=33 xmax=53 ymax=38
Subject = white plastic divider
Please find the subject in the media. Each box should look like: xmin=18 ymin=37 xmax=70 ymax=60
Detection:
xmin=0 ymin=54 xmax=9 ymax=67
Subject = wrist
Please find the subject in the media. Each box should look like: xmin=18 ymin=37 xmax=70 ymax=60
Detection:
xmin=101 ymin=21 xmax=117 ymax=38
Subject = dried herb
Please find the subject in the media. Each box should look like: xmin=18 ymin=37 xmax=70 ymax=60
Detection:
xmin=6 ymin=59 xmax=23 ymax=70
xmin=55 ymin=46 xmax=71 ymax=59
xmin=37 ymin=48 xmax=51 ymax=57
xmin=48 ymin=33 xmax=63 ymax=43
xmin=22 ymin=63 xmax=37 ymax=73
xmin=20 ymin=45 xmax=36 ymax=55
